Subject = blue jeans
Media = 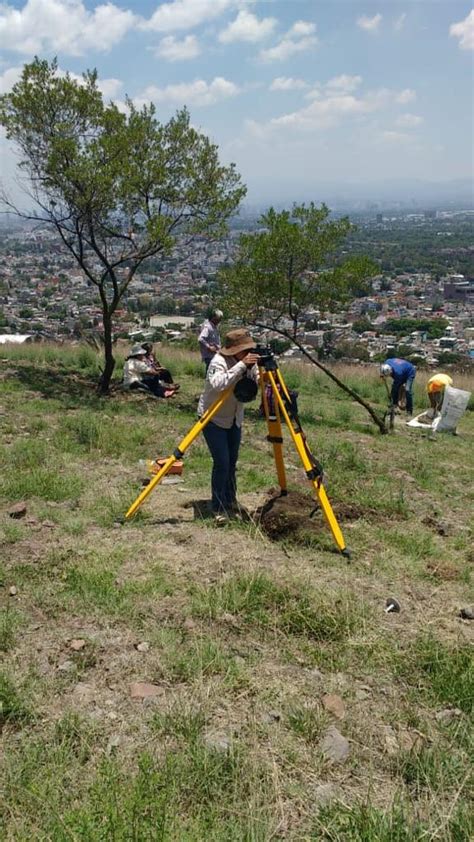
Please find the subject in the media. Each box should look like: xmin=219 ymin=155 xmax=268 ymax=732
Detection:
xmin=392 ymin=372 xmax=416 ymax=414
xmin=203 ymin=421 xmax=241 ymax=513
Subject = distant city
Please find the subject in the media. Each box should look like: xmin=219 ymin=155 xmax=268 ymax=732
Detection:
xmin=1 ymin=203 xmax=473 ymax=367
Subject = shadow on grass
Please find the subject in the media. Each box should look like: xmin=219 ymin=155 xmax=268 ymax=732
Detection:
xmin=14 ymin=364 xmax=101 ymax=408
xmin=13 ymin=365 xmax=200 ymax=416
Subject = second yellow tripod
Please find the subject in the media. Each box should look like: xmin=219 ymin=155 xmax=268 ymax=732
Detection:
xmin=125 ymin=346 xmax=350 ymax=557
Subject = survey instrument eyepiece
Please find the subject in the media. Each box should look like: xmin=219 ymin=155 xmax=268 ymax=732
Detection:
xmin=252 ymin=344 xmax=277 ymax=370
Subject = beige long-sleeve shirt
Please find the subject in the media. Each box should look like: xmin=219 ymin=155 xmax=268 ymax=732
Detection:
xmin=197 ymin=353 xmax=258 ymax=429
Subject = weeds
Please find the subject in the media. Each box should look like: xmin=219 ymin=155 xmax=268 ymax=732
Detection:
xmin=192 ymin=573 xmax=366 ymax=642
xmin=0 ymin=671 xmax=31 ymax=726
xmin=0 ymin=604 xmax=22 ymax=651
xmin=398 ymin=635 xmax=474 ymax=714
xmin=287 ymin=705 xmax=326 ymax=743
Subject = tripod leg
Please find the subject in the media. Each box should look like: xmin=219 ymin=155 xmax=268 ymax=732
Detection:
xmin=260 ymin=370 xmax=287 ymax=493
xmin=267 ymin=370 xmax=349 ymax=556
xmin=125 ymin=386 xmax=234 ymax=519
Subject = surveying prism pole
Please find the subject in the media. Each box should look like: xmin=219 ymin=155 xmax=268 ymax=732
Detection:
xmin=125 ymin=385 xmax=235 ymax=519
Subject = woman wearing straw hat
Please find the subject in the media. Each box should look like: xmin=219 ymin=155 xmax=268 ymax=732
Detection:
xmin=123 ymin=345 xmax=178 ymax=399
xmin=198 ymin=328 xmax=259 ymax=524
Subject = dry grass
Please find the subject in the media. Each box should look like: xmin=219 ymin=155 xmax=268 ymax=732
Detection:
xmin=0 ymin=344 xmax=473 ymax=839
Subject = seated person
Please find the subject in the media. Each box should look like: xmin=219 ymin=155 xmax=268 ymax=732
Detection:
xmin=427 ymin=372 xmax=453 ymax=413
xmin=123 ymin=345 xmax=178 ymax=398
xmin=141 ymin=342 xmax=179 ymax=389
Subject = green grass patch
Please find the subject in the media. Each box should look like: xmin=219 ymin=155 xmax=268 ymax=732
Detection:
xmin=312 ymin=799 xmax=472 ymax=841
xmin=0 ymin=671 xmax=31 ymax=726
xmin=152 ymin=702 xmax=207 ymax=743
xmin=192 ymin=573 xmax=367 ymax=643
xmin=287 ymin=705 xmax=327 ymax=744
xmin=398 ymin=635 xmax=474 ymax=714
xmin=0 ymin=604 xmax=22 ymax=652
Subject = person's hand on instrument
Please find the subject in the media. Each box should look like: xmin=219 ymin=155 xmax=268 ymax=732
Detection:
xmin=241 ymin=352 xmax=260 ymax=368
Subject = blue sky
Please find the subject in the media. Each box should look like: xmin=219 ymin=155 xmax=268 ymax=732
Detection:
xmin=0 ymin=0 xmax=473 ymax=205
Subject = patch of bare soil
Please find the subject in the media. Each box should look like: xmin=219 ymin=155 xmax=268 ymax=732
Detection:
xmin=254 ymin=489 xmax=369 ymax=543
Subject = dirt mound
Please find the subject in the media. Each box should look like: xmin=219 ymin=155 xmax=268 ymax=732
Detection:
xmin=255 ymin=490 xmax=365 ymax=543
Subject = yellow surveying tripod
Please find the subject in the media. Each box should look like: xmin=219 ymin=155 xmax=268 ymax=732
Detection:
xmin=125 ymin=345 xmax=350 ymax=558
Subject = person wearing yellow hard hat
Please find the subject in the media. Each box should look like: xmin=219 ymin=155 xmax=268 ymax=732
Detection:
xmin=427 ymin=372 xmax=453 ymax=413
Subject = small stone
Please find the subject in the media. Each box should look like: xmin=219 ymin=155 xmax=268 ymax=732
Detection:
xmin=382 ymin=725 xmax=399 ymax=755
xmin=8 ymin=501 xmax=27 ymax=519
xmin=57 ymin=660 xmax=75 ymax=672
xmin=9 ymin=586 xmax=17 ymax=596
xmin=459 ymin=606 xmax=474 ymax=620
xmin=313 ymin=783 xmax=342 ymax=808
xmin=203 ymin=731 xmax=231 ymax=752
xmin=113 ymin=522 xmax=122 ymax=529
xmin=320 ymin=726 xmax=350 ymax=764
xmin=106 ymin=734 xmax=121 ymax=754
xmin=42 ymin=520 xmax=56 ymax=529
xmin=307 ymin=667 xmax=324 ymax=683
xmin=129 ymin=682 xmax=162 ymax=699
xmin=135 ymin=641 xmax=150 ymax=652
xmin=261 ymin=710 xmax=281 ymax=725
xmin=322 ymin=694 xmax=346 ymax=720
xmin=183 ymin=618 xmax=196 ymax=631
xmin=70 ymin=638 xmax=86 ymax=651
xmin=435 ymin=707 xmax=462 ymax=723
xmin=221 ymin=612 xmax=239 ymax=627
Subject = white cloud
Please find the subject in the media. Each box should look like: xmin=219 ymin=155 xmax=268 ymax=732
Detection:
xmin=287 ymin=20 xmax=316 ymax=38
xmin=394 ymin=12 xmax=406 ymax=32
xmin=246 ymin=82 xmax=421 ymax=140
xmin=0 ymin=65 xmax=23 ymax=94
xmin=357 ymin=13 xmax=382 ymax=33
xmin=251 ymin=89 xmax=391 ymax=135
xmin=270 ymin=76 xmax=308 ymax=92
xmin=143 ymin=0 xmax=239 ymax=33
xmin=0 ymin=0 xmax=136 ymax=56
xmin=395 ymin=88 xmax=416 ymax=104
xmin=450 ymin=10 xmax=474 ymax=50
xmin=395 ymin=112 xmax=423 ymax=128
xmin=380 ymin=130 xmax=412 ymax=143
xmin=155 ymin=34 xmax=200 ymax=61
xmin=136 ymin=77 xmax=240 ymax=107
xmin=219 ymin=10 xmax=276 ymax=43
xmin=259 ymin=21 xmax=317 ymax=62
xmin=326 ymin=74 xmax=362 ymax=93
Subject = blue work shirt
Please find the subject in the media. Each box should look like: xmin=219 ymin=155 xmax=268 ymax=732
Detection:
xmin=385 ymin=358 xmax=416 ymax=385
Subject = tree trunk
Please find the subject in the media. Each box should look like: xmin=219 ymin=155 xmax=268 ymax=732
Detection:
xmin=255 ymin=323 xmax=388 ymax=434
xmin=98 ymin=311 xmax=115 ymax=395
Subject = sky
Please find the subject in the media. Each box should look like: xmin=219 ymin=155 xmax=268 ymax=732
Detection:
xmin=0 ymin=0 xmax=473 ymax=207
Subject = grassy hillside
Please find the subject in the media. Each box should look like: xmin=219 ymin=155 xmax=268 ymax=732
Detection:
xmin=1 ymin=344 xmax=473 ymax=841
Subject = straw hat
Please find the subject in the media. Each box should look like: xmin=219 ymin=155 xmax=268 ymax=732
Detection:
xmin=130 ymin=344 xmax=147 ymax=357
xmin=220 ymin=328 xmax=255 ymax=356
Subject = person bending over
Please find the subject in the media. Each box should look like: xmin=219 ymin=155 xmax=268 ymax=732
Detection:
xmin=198 ymin=328 xmax=259 ymax=524
xmin=427 ymin=372 xmax=453 ymax=414
xmin=380 ymin=357 xmax=417 ymax=416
